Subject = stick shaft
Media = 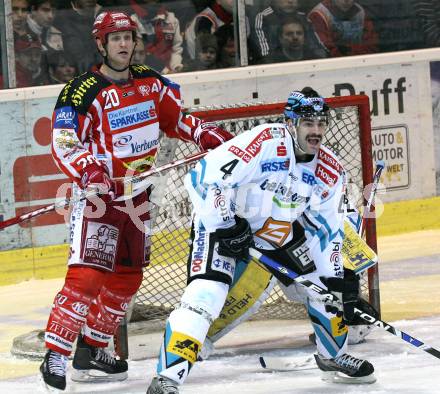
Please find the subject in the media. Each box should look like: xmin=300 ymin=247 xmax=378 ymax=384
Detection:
xmin=0 ymin=151 xmax=207 ymax=230
xmin=249 ymin=247 xmax=440 ymax=360
xmin=358 ymin=160 xmax=385 ymax=237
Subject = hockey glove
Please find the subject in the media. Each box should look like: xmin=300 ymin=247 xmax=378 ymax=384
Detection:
xmin=320 ymin=269 xmax=360 ymax=324
xmin=349 ymin=297 xmax=380 ymax=326
xmin=80 ymin=163 xmax=124 ymax=203
xmin=215 ymin=216 xmax=254 ymax=260
xmin=196 ymin=121 xmax=234 ymax=151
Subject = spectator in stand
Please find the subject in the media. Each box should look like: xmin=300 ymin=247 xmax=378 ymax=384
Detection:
xmin=53 ymin=0 xmax=102 ymax=73
xmin=131 ymin=36 xmax=148 ymax=65
xmin=14 ymin=33 xmax=49 ymax=87
xmin=27 ymin=0 xmax=64 ymax=51
xmin=298 ymin=0 xmax=321 ymax=13
xmin=45 ymin=26 xmax=64 ymax=51
xmin=362 ymin=0 xmax=425 ymax=53
xmin=308 ymin=0 xmax=378 ymax=57
xmin=130 ymin=0 xmax=183 ymax=74
xmin=414 ymin=0 xmax=440 ymax=47
xmin=196 ymin=33 xmax=218 ymax=70
xmin=215 ymin=23 xmax=236 ymax=68
xmin=12 ymin=0 xmax=33 ymax=39
xmin=46 ymin=50 xmax=77 ymax=84
xmin=362 ymin=0 xmax=426 ymax=52
xmin=184 ymin=32 xmax=218 ymax=71
xmin=185 ymin=0 xmax=233 ymax=61
xmin=253 ymin=0 xmax=326 ymax=63
xmin=264 ymin=15 xmax=328 ymax=63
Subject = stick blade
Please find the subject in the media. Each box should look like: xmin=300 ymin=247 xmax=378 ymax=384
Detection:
xmin=259 ymin=355 xmax=315 ymax=371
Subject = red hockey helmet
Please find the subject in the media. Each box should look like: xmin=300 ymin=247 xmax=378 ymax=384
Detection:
xmin=92 ymin=11 xmax=137 ymax=45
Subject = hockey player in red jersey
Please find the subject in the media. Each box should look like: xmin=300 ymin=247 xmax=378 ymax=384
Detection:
xmin=39 ymin=11 xmax=232 ymax=392
xmin=147 ymin=87 xmax=375 ymax=393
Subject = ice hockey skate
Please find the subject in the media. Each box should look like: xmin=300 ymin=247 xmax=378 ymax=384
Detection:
xmin=39 ymin=349 xmax=68 ymax=391
xmin=147 ymin=376 xmax=179 ymax=394
xmin=314 ymin=353 xmax=376 ymax=384
xmin=71 ymin=335 xmax=128 ymax=382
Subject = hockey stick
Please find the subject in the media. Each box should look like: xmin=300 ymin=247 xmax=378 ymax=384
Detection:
xmin=259 ymin=355 xmax=315 ymax=371
xmin=0 ymin=151 xmax=207 ymax=230
xmin=249 ymin=247 xmax=440 ymax=360
xmin=358 ymin=160 xmax=385 ymax=237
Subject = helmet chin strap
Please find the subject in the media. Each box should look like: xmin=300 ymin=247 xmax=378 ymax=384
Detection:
xmin=103 ymin=55 xmax=130 ymax=72
xmin=101 ymin=41 xmax=136 ymax=73
xmin=286 ymin=121 xmax=308 ymax=156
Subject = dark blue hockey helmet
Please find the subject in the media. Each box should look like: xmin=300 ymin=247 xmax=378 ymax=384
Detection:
xmin=284 ymin=87 xmax=329 ymax=122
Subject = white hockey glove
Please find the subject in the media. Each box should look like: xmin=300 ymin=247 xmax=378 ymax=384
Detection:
xmin=215 ymin=216 xmax=254 ymax=260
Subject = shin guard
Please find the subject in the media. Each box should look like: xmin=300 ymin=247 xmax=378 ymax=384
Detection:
xmin=157 ymin=279 xmax=228 ymax=384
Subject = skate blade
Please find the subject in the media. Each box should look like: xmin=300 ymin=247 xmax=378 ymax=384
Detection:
xmin=38 ymin=375 xmax=65 ymax=393
xmin=320 ymin=370 xmax=376 ymax=384
xmin=71 ymin=368 xmax=128 ymax=382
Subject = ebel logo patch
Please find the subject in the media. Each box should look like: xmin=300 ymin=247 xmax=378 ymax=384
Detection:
xmin=107 ymin=100 xmax=157 ymax=131
xmin=270 ymin=127 xmax=285 ymax=138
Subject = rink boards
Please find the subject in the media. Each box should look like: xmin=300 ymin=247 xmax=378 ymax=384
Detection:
xmin=1 ymin=196 xmax=440 ymax=286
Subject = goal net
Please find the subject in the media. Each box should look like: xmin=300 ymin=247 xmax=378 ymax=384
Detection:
xmin=132 ymin=95 xmax=378 ymax=325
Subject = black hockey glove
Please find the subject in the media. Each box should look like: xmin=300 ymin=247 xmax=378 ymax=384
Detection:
xmin=320 ymin=269 xmax=360 ymax=324
xmin=349 ymin=297 xmax=380 ymax=326
xmin=215 ymin=216 xmax=254 ymax=260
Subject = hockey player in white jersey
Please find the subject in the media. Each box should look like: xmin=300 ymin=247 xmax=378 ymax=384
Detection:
xmin=146 ymin=87 xmax=375 ymax=393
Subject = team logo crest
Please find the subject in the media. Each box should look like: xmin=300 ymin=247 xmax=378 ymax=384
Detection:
xmin=138 ymin=85 xmax=150 ymax=96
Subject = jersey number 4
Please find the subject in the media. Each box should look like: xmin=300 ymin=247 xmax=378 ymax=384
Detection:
xmin=220 ymin=159 xmax=239 ymax=180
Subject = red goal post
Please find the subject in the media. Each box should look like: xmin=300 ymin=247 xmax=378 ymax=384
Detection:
xmin=131 ymin=94 xmax=380 ymax=328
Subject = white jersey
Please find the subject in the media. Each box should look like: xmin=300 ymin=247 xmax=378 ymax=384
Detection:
xmin=185 ymin=123 xmax=346 ymax=278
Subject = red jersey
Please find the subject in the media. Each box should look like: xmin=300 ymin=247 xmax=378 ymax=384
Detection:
xmin=52 ymin=64 xmax=213 ymax=183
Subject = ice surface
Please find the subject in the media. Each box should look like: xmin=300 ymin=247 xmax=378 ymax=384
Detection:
xmin=2 ymin=316 xmax=440 ymax=394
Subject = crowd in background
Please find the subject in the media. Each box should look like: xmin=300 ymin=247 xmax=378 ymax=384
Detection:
xmin=0 ymin=0 xmax=439 ymax=88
